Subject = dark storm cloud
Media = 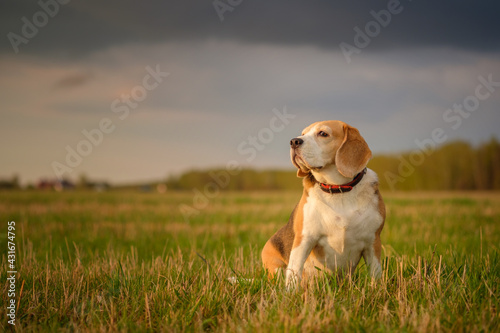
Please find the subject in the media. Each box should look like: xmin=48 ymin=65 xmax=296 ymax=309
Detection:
xmin=53 ymin=71 xmax=93 ymax=90
xmin=1 ymin=0 xmax=499 ymax=57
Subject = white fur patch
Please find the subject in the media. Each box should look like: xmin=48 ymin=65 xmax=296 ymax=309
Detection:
xmin=300 ymin=169 xmax=383 ymax=275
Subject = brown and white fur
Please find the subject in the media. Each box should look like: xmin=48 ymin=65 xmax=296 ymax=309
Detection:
xmin=261 ymin=120 xmax=385 ymax=289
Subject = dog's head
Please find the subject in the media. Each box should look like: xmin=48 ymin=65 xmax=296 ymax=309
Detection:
xmin=290 ymin=120 xmax=372 ymax=180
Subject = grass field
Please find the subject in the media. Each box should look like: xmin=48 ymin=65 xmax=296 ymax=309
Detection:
xmin=1 ymin=190 xmax=499 ymax=332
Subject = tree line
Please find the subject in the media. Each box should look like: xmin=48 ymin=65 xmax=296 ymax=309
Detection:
xmin=3 ymin=138 xmax=497 ymax=192
xmin=371 ymin=138 xmax=500 ymax=191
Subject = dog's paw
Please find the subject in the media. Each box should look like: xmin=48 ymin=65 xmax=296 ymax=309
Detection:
xmin=285 ymin=270 xmax=300 ymax=291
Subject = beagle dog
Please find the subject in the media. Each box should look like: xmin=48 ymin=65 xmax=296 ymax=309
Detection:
xmin=261 ymin=120 xmax=385 ymax=288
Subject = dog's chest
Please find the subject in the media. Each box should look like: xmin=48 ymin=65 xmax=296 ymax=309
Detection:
xmin=302 ymin=188 xmax=380 ymax=267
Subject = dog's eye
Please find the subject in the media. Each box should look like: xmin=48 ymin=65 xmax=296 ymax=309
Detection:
xmin=318 ymin=131 xmax=329 ymax=137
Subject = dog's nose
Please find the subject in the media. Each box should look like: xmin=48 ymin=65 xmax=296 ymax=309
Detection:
xmin=290 ymin=137 xmax=304 ymax=149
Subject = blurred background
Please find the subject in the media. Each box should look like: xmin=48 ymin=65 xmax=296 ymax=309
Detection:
xmin=1 ymin=0 xmax=499 ymax=191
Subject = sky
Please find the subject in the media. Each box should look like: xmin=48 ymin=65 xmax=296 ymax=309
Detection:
xmin=1 ymin=0 xmax=499 ymax=185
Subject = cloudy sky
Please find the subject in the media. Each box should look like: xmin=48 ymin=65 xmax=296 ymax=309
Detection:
xmin=1 ymin=0 xmax=499 ymax=185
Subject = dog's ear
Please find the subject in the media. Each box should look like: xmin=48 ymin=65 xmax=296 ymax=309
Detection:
xmin=297 ymin=169 xmax=310 ymax=178
xmin=335 ymin=125 xmax=372 ymax=178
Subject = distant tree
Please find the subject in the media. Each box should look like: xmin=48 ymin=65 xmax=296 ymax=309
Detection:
xmin=0 ymin=174 xmax=21 ymax=190
xmin=78 ymin=173 xmax=90 ymax=190
xmin=475 ymin=137 xmax=500 ymax=190
xmin=165 ymin=174 xmax=181 ymax=190
xmin=11 ymin=174 xmax=20 ymax=189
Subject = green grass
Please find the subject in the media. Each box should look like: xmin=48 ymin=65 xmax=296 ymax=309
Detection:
xmin=1 ymin=190 xmax=499 ymax=332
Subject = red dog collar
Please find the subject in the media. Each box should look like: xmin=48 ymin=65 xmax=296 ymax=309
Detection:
xmin=319 ymin=168 xmax=367 ymax=194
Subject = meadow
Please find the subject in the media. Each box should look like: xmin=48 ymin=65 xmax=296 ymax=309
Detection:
xmin=0 ymin=190 xmax=499 ymax=332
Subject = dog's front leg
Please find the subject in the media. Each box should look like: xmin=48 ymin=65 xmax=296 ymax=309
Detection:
xmin=362 ymin=246 xmax=382 ymax=279
xmin=286 ymin=237 xmax=316 ymax=290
